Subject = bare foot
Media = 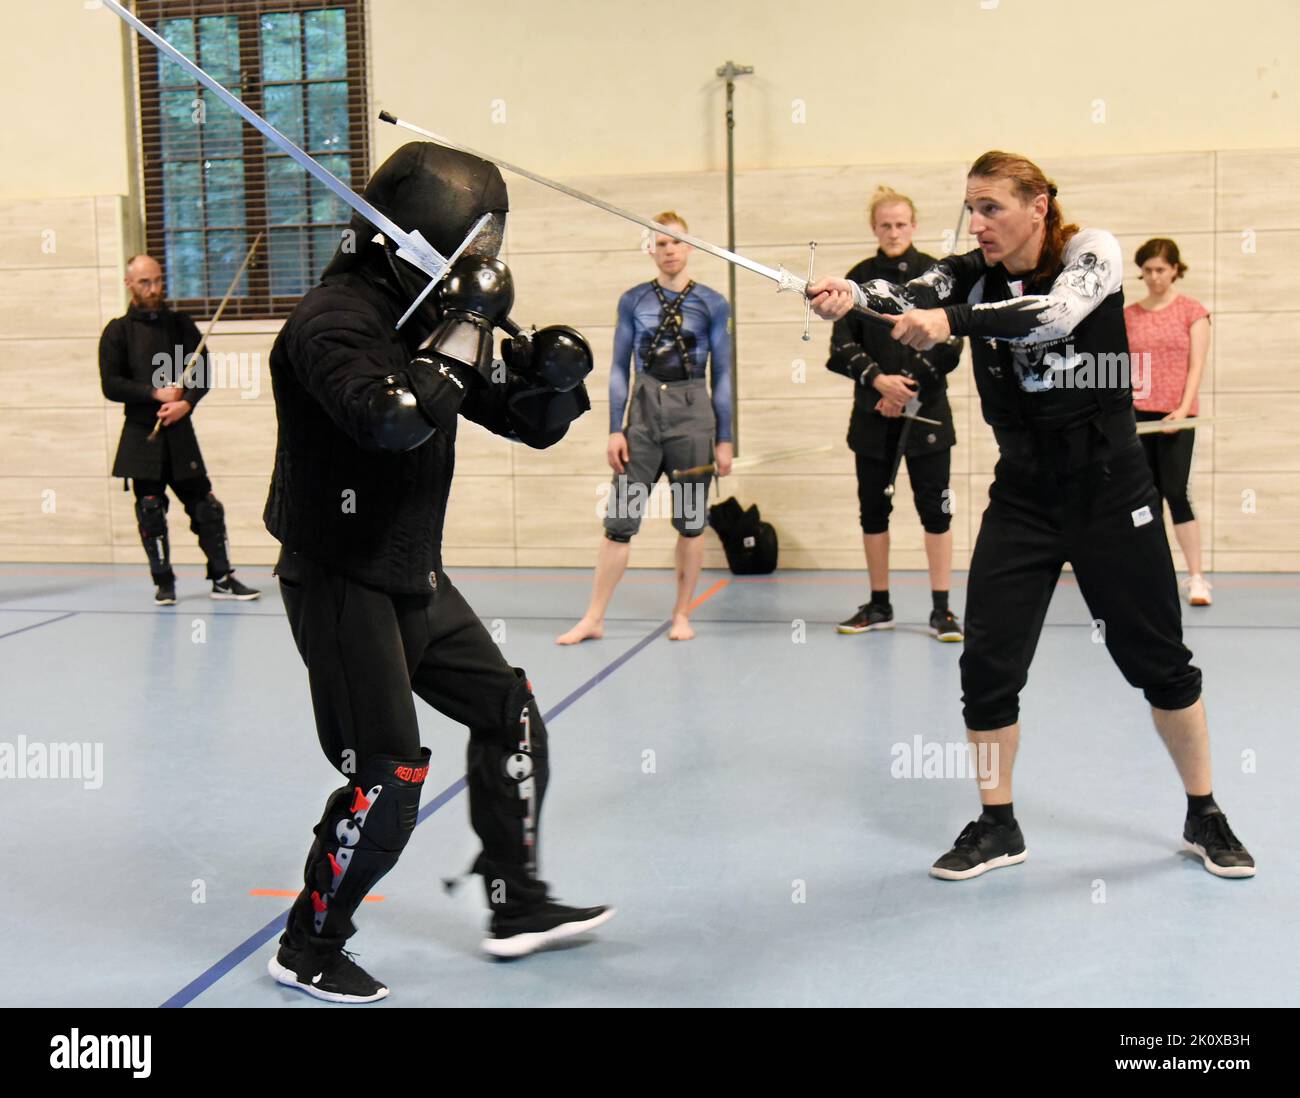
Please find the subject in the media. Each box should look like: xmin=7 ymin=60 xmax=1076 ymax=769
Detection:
xmin=556 ymin=618 xmax=604 ymax=645
xmin=668 ymin=614 xmax=695 ymax=641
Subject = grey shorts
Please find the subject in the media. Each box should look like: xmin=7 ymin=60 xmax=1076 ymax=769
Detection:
xmin=604 ymin=377 xmax=715 ymax=540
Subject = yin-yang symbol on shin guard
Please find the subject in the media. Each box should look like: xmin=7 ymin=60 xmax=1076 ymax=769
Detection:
xmin=503 ymin=751 xmax=534 ymax=783
xmin=335 ymin=818 xmax=361 ymax=846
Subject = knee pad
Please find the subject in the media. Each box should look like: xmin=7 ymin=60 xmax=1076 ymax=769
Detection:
xmin=466 ymin=670 xmax=550 ymax=895
xmin=293 ymin=748 xmax=430 ymax=945
xmin=496 ymin=668 xmax=549 ymax=788
xmin=135 ymin=494 xmax=169 ymax=538
xmin=191 ymin=493 xmax=224 ymax=528
xmin=603 ymin=529 xmax=632 ymax=544
xmin=188 ymin=493 xmax=231 ymax=579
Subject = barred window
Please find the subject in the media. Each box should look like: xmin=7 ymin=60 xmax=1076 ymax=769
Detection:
xmin=135 ymin=1 xmax=369 ymax=320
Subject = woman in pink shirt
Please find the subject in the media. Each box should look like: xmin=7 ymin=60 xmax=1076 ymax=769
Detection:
xmin=1125 ymin=238 xmax=1212 ymax=605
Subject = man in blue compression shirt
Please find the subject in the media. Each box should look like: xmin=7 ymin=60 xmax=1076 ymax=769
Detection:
xmin=558 ymin=210 xmax=732 ymax=644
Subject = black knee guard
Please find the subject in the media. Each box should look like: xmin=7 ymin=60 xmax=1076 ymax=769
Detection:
xmin=467 ymin=668 xmax=551 ymax=915
xmin=285 ymin=748 xmax=431 ymax=949
xmin=603 ymin=530 xmax=632 ymax=544
xmin=134 ymin=494 xmax=171 ymax=580
xmin=187 ymin=493 xmax=231 ymax=580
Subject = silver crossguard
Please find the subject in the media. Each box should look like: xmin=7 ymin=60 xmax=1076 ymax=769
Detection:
xmin=101 ymin=1 xmax=490 ymax=330
xmin=378 ymin=111 xmax=898 ymax=330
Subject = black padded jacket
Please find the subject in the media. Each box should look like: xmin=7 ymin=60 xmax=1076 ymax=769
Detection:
xmin=264 ymin=259 xmax=577 ymax=593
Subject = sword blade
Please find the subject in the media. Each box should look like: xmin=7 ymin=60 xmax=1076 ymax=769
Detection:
xmin=102 ymin=1 xmax=449 ymax=281
xmin=380 ymin=112 xmax=907 ymax=330
xmin=378 ymin=111 xmax=832 ymax=297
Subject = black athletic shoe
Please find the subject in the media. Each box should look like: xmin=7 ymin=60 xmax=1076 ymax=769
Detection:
xmin=929 ymin=608 xmax=963 ymax=643
xmin=837 ymin=602 xmax=894 ymax=634
xmin=211 ymin=573 xmax=261 ymax=601
xmin=154 ymin=582 xmax=176 ymax=606
xmin=1183 ymin=809 xmax=1256 ymax=878
xmin=267 ymin=941 xmax=389 ymax=1004
xmin=930 ymin=815 xmax=1028 ymax=880
xmin=483 ymin=901 xmax=617 ymax=959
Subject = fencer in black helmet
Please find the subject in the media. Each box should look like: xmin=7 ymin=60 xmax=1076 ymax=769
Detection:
xmin=323 ymin=141 xmax=509 ymax=339
xmin=263 ymin=140 xmax=612 ymax=1005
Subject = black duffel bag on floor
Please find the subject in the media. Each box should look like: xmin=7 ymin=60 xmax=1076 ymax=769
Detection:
xmin=708 ymin=496 xmax=778 ymax=575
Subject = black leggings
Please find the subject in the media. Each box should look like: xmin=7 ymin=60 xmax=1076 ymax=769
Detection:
xmin=960 ymin=438 xmax=1201 ymax=731
xmin=277 ymin=552 xmax=550 ymax=919
xmin=855 ymin=445 xmax=953 ymax=534
xmin=1136 ymin=410 xmax=1196 ymax=524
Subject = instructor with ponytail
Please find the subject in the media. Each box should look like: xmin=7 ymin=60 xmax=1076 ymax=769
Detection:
xmin=809 ymin=151 xmax=1254 ymax=883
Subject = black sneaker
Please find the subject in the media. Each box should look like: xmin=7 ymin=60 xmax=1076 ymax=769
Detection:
xmin=929 ymin=608 xmax=963 ymax=643
xmin=154 ymin=582 xmax=176 ymax=606
xmin=930 ymin=815 xmax=1028 ymax=880
xmin=483 ymin=901 xmax=617 ymax=959
xmin=1183 ymin=809 xmax=1256 ymax=878
xmin=211 ymin=573 xmax=261 ymax=601
xmin=267 ymin=940 xmax=389 ymax=1003
xmin=837 ymin=602 xmax=894 ymax=634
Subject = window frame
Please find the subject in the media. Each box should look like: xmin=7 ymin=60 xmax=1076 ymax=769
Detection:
xmin=134 ymin=0 xmax=370 ymax=321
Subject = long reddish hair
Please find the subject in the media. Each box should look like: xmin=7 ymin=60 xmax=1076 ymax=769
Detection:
xmin=968 ymin=151 xmax=1079 ymax=286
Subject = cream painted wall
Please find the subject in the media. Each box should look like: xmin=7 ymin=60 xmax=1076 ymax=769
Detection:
xmin=3 ymin=1 xmax=1297 ymax=201
xmin=0 ymin=1 xmax=136 ymax=200
xmin=371 ymin=0 xmax=1299 ymax=174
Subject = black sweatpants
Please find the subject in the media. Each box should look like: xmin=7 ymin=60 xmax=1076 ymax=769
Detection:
xmin=277 ymin=550 xmax=549 ymax=937
xmin=960 ymin=434 xmax=1202 ymax=731
xmin=1136 ymin=409 xmax=1197 ymax=524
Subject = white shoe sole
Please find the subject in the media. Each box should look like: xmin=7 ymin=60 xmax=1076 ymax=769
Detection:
xmin=929 ymin=628 xmax=963 ymax=643
xmin=267 ymin=955 xmax=390 ymax=1003
xmin=482 ymin=906 xmax=618 ymax=959
xmin=1182 ymin=840 xmax=1255 ymax=878
xmin=211 ymin=591 xmax=261 ymax=601
xmin=837 ymin=622 xmax=895 ymax=635
xmin=930 ymin=849 xmax=1028 ymax=881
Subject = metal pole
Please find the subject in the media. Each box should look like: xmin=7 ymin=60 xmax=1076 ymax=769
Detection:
xmin=715 ymin=60 xmax=752 ymax=456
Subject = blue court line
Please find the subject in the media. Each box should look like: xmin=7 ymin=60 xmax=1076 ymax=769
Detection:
xmin=159 ymin=911 xmax=289 ymax=1010
xmin=0 ymin=611 xmax=76 ymax=641
xmin=160 ymin=618 xmax=676 ymax=1008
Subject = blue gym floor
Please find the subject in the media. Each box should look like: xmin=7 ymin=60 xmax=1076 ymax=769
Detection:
xmin=1 ymin=563 xmax=1295 ymax=1008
